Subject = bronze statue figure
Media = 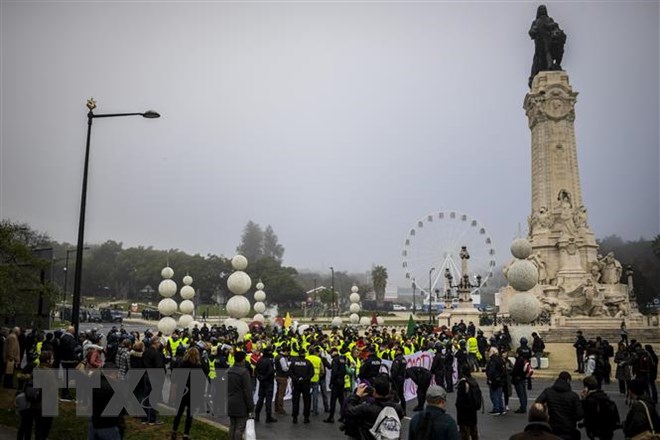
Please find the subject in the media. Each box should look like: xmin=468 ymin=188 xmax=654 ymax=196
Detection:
xmin=528 ymin=5 xmax=566 ymax=87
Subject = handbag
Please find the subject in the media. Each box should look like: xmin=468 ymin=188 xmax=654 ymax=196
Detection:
xmin=245 ymin=418 xmax=257 ymax=440
xmin=15 ymin=391 xmax=29 ymax=412
xmin=631 ymin=400 xmax=660 ymax=440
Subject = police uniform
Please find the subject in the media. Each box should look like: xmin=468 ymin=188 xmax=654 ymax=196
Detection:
xmin=288 ymin=350 xmax=314 ymax=423
xmin=323 ymin=352 xmax=347 ymax=423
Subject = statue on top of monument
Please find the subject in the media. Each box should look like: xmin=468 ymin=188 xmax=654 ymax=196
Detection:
xmin=528 ymin=5 xmax=567 ymax=87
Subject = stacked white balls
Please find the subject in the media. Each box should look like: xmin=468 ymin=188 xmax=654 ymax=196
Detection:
xmin=349 ymin=285 xmax=360 ymax=324
xmin=157 ymin=266 xmax=178 ymax=335
xmin=253 ymin=281 xmax=266 ymax=323
xmin=224 ymin=255 xmax=252 ymax=337
xmin=179 ymin=275 xmax=195 ymax=329
xmin=506 ymin=238 xmax=541 ymax=323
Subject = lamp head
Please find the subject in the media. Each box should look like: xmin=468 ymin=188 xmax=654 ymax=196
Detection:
xmin=142 ymin=110 xmax=160 ymax=119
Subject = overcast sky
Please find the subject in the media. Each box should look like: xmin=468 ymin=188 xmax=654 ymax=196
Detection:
xmin=1 ymin=1 xmax=658 ymax=289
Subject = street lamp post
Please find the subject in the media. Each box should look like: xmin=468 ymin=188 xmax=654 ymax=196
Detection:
xmin=412 ymin=279 xmax=416 ymax=315
xmin=71 ymin=98 xmax=159 ymax=336
xmin=330 ymin=266 xmax=335 ymax=316
xmin=429 ymin=267 xmax=435 ymax=324
xmin=63 ymin=247 xmax=89 ymax=306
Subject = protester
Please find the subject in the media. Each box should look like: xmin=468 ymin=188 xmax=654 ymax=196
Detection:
xmin=89 ymin=362 xmax=123 ymax=440
xmin=536 ymin=371 xmax=583 ymax=440
xmin=574 ymin=331 xmax=587 ymax=374
xmin=344 ymin=375 xmax=404 ymax=440
xmin=509 ymin=403 xmax=562 ymax=440
xmin=409 ymin=384 xmax=459 ymax=440
xmin=324 ymin=346 xmax=348 ymax=423
xmin=254 ymin=346 xmax=278 ymax=423
xmin=3 ymin=326 xmax=20 ymax=388
xmin=31 ymin=351 xmax=57 ymax=440
xmin=486 ymin=347 xmax=506 ymax=416
xmin=227 ymin=351 xmax=254 ymax=440
xmin=273 ymin=345 xmax=290 ymax=416
xmin=171 ymin=347 xmax=207 ymax=440
xmin=579 ymin=375 xmax=619 ymax=440
xmin=456 ymin=365 xmax=481 ymax=440
xmin=623 ymin=378 xmax=660 ymax=439
xmin=406 ymin=365 xmax=433 ymax=412
xmin=511 ymin=352 xmax=529 ymax=414
xmin=142 ymin=337 xmax=165 ymax=425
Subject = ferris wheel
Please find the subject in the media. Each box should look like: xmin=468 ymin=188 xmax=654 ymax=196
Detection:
xmin=402 ymin=210 xmax=496 ymax=300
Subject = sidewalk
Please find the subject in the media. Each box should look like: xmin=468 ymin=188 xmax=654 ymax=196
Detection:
xmin=0 ymin=425 xmax=16 ymax=440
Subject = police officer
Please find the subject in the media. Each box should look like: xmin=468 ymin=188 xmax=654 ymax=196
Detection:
xmin=323 ymin=347 xmax=347 ymax=423
xmin=390 ymin=346 xmax=407 ymax=414
xmin=289 ymin=348 xmax=314 ymax=424
xmin=254 ymin=347 xmax=278 ymax=423
xmin=358 ymin=347 xmax=382 ymax=382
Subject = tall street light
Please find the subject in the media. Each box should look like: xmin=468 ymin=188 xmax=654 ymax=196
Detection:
xmin=428 ymin=267 xmax=435 ymax=324
xmin=330 ymin=266 xmax=335 ymax=316
xmin=71 ymin=98 xmax=160 ymax=335
xmin=412 ymin=279 xmax=416 ymax=315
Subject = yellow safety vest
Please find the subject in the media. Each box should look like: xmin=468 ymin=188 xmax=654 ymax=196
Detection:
xmin=36 ymin=341 xmax=43 ymax=355
xmin=306 ymin=354 xmax=322 ymax=383
xmin=209 ymin=358 xmax=217 ymax=379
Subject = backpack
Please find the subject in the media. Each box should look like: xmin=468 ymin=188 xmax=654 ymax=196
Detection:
xmin=595 ymin=396 xmax=620 ymax=434
xmin=459 ymin=377 xmax=483 ymax=411
xmin=524 ymin=360 xmax=534 ymax=379
xmin=369 ymin=405 xmax=401 ymax=440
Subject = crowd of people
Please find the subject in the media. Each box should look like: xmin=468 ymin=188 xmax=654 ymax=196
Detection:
xmin=0 ymin=320 xmax=659 ymax=440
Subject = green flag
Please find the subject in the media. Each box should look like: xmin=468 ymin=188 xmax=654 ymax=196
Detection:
xmin=406 ymin=313 xmax=415 ymax=337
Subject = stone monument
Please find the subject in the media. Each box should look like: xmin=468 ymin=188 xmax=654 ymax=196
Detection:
xmin=498 ymin=6 xmax=636 ymax=324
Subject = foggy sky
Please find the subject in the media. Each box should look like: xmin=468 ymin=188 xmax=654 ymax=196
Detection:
xmin=1 ymin=1 xmax=658 ymax=289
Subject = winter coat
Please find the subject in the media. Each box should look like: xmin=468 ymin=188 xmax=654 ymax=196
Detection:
xmin=227 ymin=363 xmax=254 ymax=418
xmin=623 ymin=396 xmax=660 ymax=439
xmin=535 ymin=378 xmax=583 ymax=437
xmin=455 ymin=376 xmax=479 ymax=426
xmin=345 ymin=394 xmax=404 ymax=439
xmin=582 ymin=389 xmax=618 ymax=438
xmin=408 ymin=405 xmax=459 ymax=440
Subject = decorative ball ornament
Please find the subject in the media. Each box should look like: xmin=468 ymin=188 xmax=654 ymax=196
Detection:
xmin=161 ymin=267 xmax=174 ymax=279
xmin=234 ymin=320 xmax=250 ymax=338
xmin=256 ymin=282 xmax=264 ymax=290
xmin=158 ymin=279 xmax=177 ymax=298
xmin=254 ymin=302 xmax=266 ymax=314
xmin=182 ymin=275 xmax=193 ymax=286
xmin=157 ymin=317 xmax=177 ymax=335
xmin=507 ymin=259 xmax=539 ymax=292
xmin=188 ymin=320 xmax=202 ymax=331
xmin=376 ymin=316 xmax=385 ymax=325
xmin=180 ymin=285 xmax=195 ymax=300
xmin=254 ymin=290 xmax=266 ymax=302
xmin=349 ymin=313 xmax=360 ymax=324
xmin=509 ymin=292 xmax=541 ymax=323
xmin=297 ymin=324 xmax=310 ymax=335
xmin=349 ymin=293 xmax=360 ymax=303
xmin=253 ymin=313 xmax=265 ymax=323
xmin=511 ymin=238 xmax=533 ymax=260
xmin=178 ymin=314 xmax=193 ymax=328
xmin=224 ymin=317 xmax=239 ymax=329
xmin=331 ymin=316 xmax=343 ymax=327
xmin=359 ymin=316 xmax=371 ymax=326
xmin=158 ymin=298 xmax=178 ymax=316
xmin=231 ymin=255 xmax=248 ymax=271
xmin=227 ymin=271 xmax=252 ymax=295
xmin=179 ymin=300 xmax=195 ymax=315
xmin=226 ymin=295 xmax=251 ymax=318
xmin=349 ymin=303 xmax=361 ymax=314
xmin=351 ymin=286 xmax=359 ymax=293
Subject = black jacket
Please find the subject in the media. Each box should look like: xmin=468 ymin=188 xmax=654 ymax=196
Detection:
xmin=58 ymin=333 xmax=81 ymax=363
xmin=536 ymin=378 xmax=583 ymax=436
xmin=390 ymin=355 xmax=406 ymax=384
xmin=227 ymin=363 xmax=254 ymax=417
xmin=329 ymin=355 xmax=347 ymax=387
xmin=255 ymin=356 xmax=275 ymax=384
xmin=409 ymin=405 xmax=459 ymax=440
xmin=623 ymin=396 xmax=660 ymax=438
xmin=345 ymin=394 xmax=404 ymax=438
xmin=582 ymin=389 xmax=619 ymax=438
xmin=406 ymin=366 xmax=432 ymax=386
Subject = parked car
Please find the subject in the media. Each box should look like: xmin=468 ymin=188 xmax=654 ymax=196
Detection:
xmin=392 ymin=304 xmax=407 ymax=311
xmin=87 ymin=309 xmax=102 ymax=323
xmin=100 ymin=308 xmax=123 ymax=323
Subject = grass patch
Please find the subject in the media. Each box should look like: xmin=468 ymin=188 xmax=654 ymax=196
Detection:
xmin=0 ymin=401 xmax=227 ymax=440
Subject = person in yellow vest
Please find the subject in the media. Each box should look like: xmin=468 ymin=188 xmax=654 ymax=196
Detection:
xmin=306 ymin=346 xmax=324 ymax=416
xmin=467 ymin=334 xmax=480 ymax=372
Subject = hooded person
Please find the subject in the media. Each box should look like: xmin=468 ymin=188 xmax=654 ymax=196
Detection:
xmin=535 ymin=371 xmax=583 ymax=440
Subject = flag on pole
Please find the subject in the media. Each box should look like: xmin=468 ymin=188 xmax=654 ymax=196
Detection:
xmin=284 ymin=312 xmax=292 ymax=329
xmin=406 ymin=314 xmax=415 ymax=337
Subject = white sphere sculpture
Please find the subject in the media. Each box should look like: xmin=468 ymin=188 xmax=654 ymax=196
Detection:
xmin=253 ymin=313 xmax=265 ymax=323
xmin=234 ymin=320 xmax=250 ymax=338
xmin=158 ymin=317 xmax=177 ymax=335
xmin=507 ymin=259 xmax=539 ymax=292
xmin=351 ymin=286 xmax=359 ymax=293
xmin=511 ymin=238 xmax=533 ymax=260
xmin=158 ymin=279 xmax=177 ymax=298
xmin=254 ymin=290 xmax=266 ymax=302
xmin=180 ymin=285 xmax=195 ymax=300
xmin=349 ymin=293 xmax=360 ymax=303
xmin=331 ymin=316 xmax=343 ymax=327
xmin=188 ymin=320 xmax=202 ymax=331
xmin=179 ymin=300 xmax=195 ymax=315
xmin=376 ymin=316 xmax=385 ymax=325
xmin=182 ymin=275 xmax=193 ymax=286
xmin=509 ymin=292 xmax=542 ymax=323
xmin=158 ymin=298 xmax=178 ymax=316
xmin=349 ymin=303 xmax=361 ymax=314
xmin=359 ymin=316 xmax=371 ymax=326
xmin=178 ymin=314 xmax=193 ymax=328
xmin=161 ymin=266 xmax=174 ymax=279
xmin=349 ymin=313 xmax=360 ymax=324
xmin=256 ymin=281 xmax=264 ymax=290
xmin=254 ymin=301 xmax=266 ymax=314
xmin=227 ymin=271 xmax=252 ymax=295
xmin=224 ymin=317 xmax=239 ymax=328
xmin=226 ymin=295 xmax=251 ymax=318
xmin=297 ymin=324 xmax=310 ymax=335
xmin=231 ymin=255 xmax=248 ymax=271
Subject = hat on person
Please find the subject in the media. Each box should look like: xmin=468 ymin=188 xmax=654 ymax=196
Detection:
xmin=426 ymin=385 xmax=447 ymax=403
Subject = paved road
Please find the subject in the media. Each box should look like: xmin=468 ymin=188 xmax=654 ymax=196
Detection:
xmin=205 ymin=377 xmax=632 ymax=440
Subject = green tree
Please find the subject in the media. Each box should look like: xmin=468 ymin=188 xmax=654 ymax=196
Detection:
xmin=371 ymin=265 xmax=388 ymax=307
xmin=236 ymin=221 xmax=264 ymax=262
xmin=249 ymin=257 xmax=305 ymax=306
xmin=263 ymin=225 xmax=284 ymax=262
xmin=653 ymin=235 xmax=660 ymax=259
